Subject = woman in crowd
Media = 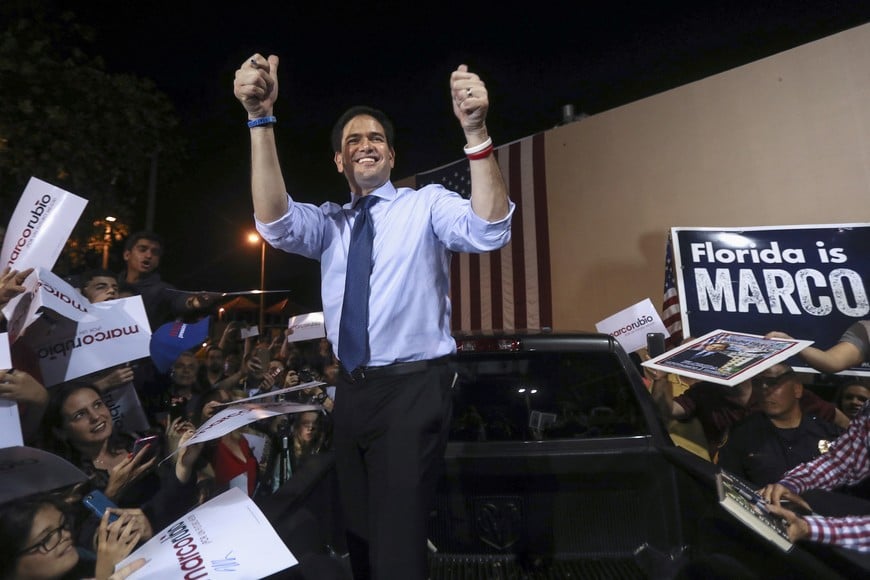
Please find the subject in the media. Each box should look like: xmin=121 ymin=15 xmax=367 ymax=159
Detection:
xmin=0 ymin=493 xmax=147 ymax=580
xmin=195 ymin=388 xmax=261 ymax=497
xmin=43 ymin=382 xmax=202 ymax=531
xmin=290 ymin=410 xmax=330 ymax=473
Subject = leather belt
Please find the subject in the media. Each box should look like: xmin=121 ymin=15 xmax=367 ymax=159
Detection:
xmin=340 ymin=356 xmax=451 ymax=383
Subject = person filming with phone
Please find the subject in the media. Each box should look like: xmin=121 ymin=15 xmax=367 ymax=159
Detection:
xmin=42 ymin=382 xmax=204 ymax=533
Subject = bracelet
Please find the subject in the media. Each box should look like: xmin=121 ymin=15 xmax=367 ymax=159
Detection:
xmin=464 ymin=136 xmax=492 ymax=156
xmin=247 ymin=116 xmax=277 ymax=128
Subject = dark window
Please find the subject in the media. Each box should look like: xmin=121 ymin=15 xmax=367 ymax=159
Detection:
xmin=450 ymin=351 xmax=648 ymax=442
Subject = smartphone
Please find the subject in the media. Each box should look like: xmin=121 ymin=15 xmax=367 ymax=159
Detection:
xmin=131 ymin=434 xmax=160 ymax=461
xmin=169 ymin=400 xmax=186 ymax=422
xmin=255 ymin=345 xmax=271 ymax=367
xmin=82 ymin=490 xmax=120 ymax=523
xmin=647 ymin=332 xmax=666 ymax=358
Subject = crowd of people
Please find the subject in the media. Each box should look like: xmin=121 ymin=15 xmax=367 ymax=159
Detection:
xmin=0 ymin=234 xmax=343 ymax=579
xmin=6 ymin=41 xmax=870 ymax=578
xmin=1 ymin=51 xmax=513 ymax=580
xmin=647 ymin=321 xmax=870 ymax=556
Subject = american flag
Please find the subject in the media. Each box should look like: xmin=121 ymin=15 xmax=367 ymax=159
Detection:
xmin=662 ymin=232 xmax=684 ymax=348
xmin=416 ymin=133 xmax=552 ymax=332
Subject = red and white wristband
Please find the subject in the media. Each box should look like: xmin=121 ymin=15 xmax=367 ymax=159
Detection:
xmin=464 ymin=137 xmax=493 ymax=160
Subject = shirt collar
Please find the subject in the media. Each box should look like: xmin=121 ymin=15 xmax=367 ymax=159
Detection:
xmin=347 ymin=181 xmax=397 ymax=209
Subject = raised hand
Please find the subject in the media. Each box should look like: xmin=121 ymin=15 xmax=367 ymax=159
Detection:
xmin=234 ymin=54 xmax=280 ymax=119
xmin=0 ymin=266 xmax=33 ymax=307
xmin=103 ymin=448 xmax=158 ymax=501
xmin=0 ymin=368 xmax=47 ymax=405
xmin=450 ymin=64 xmax=489 ymax=135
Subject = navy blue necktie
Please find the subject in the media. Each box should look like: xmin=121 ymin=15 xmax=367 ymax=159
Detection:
xmin=338 ymin=195 xmax=378 ymax=373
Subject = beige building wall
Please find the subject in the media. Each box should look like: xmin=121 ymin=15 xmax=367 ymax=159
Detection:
xmin=547 ymin=23 xmax=870 ymax=331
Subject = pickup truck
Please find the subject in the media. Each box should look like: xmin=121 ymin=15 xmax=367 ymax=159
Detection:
xmin=425 ymin=331 xmax=870 ymax=579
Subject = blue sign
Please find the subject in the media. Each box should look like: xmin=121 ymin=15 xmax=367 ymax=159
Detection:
xmin=672 ymin=224 xmax=870 ymax=374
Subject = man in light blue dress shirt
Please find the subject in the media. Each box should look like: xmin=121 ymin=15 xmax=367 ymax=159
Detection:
xmin=234 ymin=55 xmax=514 ymax=579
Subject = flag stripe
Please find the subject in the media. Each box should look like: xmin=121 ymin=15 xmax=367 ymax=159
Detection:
xmin=532 ymin=135 xmax=553 ymax=329
xmin=662 ymin=233 xmax=684 ymax=349
xmin=450 ymin=254 xmax=462 ymax=330
xmin=490 ymin=237 xmax=504 ymax=329
xmin=469 ymin=253 xmax=481 ymax=331
xmin=417 ymin=132 xmax=551 ymax=333
xmin=509 ymin=142 xmax=528 ymax=329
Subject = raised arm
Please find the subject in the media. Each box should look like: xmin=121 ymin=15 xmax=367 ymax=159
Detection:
xmin=649 ymin=371 xmax=688 ymax=421
xmin=233 ymin=54 xmax=288 ymax=223
xmin=766 ymin=331 xmax=864 ymax=374
xmin=450 ymin=65 xmax=509 ymax=222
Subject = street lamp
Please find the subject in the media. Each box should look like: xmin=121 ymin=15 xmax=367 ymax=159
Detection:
xmin=101 ymin=216 xmax=117 ymax=269
xmin=248 ymin=232 xmax=266 ymax=332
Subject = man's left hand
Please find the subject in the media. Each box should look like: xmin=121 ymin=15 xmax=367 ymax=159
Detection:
xmin=451 ymin=65 xmax=489 ymax=135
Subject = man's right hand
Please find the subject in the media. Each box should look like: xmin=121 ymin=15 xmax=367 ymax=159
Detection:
xmin=234 ymin=54 xmax=280 ymax=119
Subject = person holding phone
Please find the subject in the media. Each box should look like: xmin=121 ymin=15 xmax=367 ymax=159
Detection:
xmin=43 ymin=382 xmax=204 ymax=531
xmin=0 ymin=493 xmax=148 ymax=580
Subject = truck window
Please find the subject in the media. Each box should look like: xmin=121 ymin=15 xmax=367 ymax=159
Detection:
xmin=450 ymin=351 xmax=649 ymax=442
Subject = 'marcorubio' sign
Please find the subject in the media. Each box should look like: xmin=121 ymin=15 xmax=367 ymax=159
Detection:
xmin=0 ymin=177 xmax=87 ymax=272
xmin=672 ymin=224 xmax=870 ymax=374
xmin=117 ymin=488 xmax=297 ymax=579
xmin=12 ymin=269 xmax=151 ymax=386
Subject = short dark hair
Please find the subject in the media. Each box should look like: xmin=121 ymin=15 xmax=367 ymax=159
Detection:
xmin=330 ymin=105 xmax=395 ymax=153
xmin=0 ymin=494 xmax=71 ymax=574
xmin=79 ymin=268 xmax=117 ymax=289
xmin=124 ymin=230 xmax=164 ymax=253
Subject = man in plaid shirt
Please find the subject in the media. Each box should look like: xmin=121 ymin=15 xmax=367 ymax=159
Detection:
xmin=761 ymin=401 xmax=870 ymax=551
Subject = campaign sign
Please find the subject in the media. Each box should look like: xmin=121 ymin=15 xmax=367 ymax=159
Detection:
xmin=643 ymin=329 xmax=812 ymax=386
xmin=0 ymin=332 xmax=10 ymax=369
xmin=116 ymin=487 xmax=298 ymax=579
xmin=672 ymin=225 xmax=870 ymax=375
xmin=0 ymin=400 xmax=23 ymax=449
xmin=6 ymin=267 xmax=93 ymax=342
xmin=287 ymin=311 xmax=326 ymax=342
xmin=101 ymin=382 xmax=150 ymax=433
xmin=1 ymin=176 xmax=88 ymax=272
xmin=595 ymin=298 xmax=669 ymax=353
xmin=22 ymin=281 xmax=151 ymax=387
xmin=179 ymin=401 xmax=322 ymax=449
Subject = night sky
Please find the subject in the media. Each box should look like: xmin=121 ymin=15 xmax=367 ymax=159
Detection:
xmin=60 ymin=1 xmax=870 ymax=313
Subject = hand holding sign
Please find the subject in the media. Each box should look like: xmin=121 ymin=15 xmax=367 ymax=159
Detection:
xmin=0 ymin=267 xmax=33 ymax=309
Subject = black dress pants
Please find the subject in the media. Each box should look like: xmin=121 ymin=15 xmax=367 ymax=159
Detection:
xmin=332 ymin=362 xmax=454 ymax=580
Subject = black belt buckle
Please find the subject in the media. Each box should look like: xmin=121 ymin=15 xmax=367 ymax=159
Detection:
xmin=341 ymin=366 xmax=365 ymax=383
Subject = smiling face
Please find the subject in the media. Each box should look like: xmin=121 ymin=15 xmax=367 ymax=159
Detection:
xmin=841 ymin=384 xmax=870 ymax=418
xmin=60 ymin=387 xmax=113 ymax=448
xmin=333 ymin=115 xmax=395 ymax=196
xmin=14 ymin=505 xmax=78 ymax=580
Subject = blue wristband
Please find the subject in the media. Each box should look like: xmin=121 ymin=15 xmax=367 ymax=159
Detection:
xmin=247 ymin=116 xmax=277 ymax=128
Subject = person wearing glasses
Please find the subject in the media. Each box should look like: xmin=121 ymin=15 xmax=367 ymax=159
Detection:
xmin=0 ymin=493 xmax=148 ymax=580
xmin=718 ymin=364 xmax=843 ymax=487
